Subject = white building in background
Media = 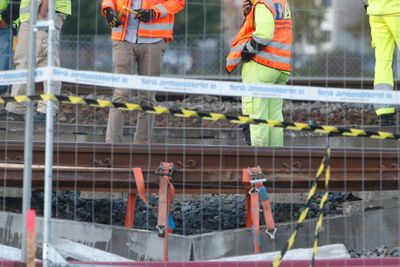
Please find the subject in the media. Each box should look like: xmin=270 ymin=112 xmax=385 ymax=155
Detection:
xmin=303 ymin=0 xmax=368 ymax=54
xmin=221 ymin=0 xmax=243 ymax=45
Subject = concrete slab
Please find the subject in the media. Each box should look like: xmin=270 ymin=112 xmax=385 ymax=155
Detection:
xmin=343 ymin=197 xmax=399 ymax=215
xmin=0 ymin=244 xmax=21 ymax=261
xmin=352 ymin=191 xmax=400 ymax=201
xmin=52 ymin=238 xmax=134 ymax=262
xmin=0 ymin=188 xmax=22 ymax=198
xmin=215 ymin=244 xmax=350 ymax=261
xmin=0 ymin=211 xmax=192 ymax=261
xmin=0 ymin=205 xmax=399 ymax=262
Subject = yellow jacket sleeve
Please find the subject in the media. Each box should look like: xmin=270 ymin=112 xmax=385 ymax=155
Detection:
xmin=253 ymin=3 xmax=275 ymax=41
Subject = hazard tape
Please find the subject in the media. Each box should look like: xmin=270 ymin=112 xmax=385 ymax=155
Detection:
xmin=310 ymin=149 xmax=331 ymax=267
xmin=0 ymin=94 xmax=399 ymax=142
xmin=272 ymin=148 xmax=330 ymax=267
xmin=1 ymin=66 xmax=400 ymax=105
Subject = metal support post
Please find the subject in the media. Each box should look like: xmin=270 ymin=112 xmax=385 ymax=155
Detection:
xmin=21 ymin=0 xmax=38 ymax=262
xmin=396 ymin=47 xmax=400 ymax=81
xmin=42 ymin=0 xmax=57 ymax=265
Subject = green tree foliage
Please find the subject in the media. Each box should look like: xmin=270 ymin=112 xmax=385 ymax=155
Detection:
xmin=290 ymin=0 xmax=325 ymax=43
xmin=62 ymin=0 xmax=109 ymax=35
xmin=174 ymin=0 xmax=221 ymax=35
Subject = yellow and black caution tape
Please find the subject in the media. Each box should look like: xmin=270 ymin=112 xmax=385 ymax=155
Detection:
xmin=0 ymin=94 xmax=398 ymax=141
xmin=271 ymin=148 xmax=330 ymax=267
xmin=310 ymin=148 xmax=331 ymax=267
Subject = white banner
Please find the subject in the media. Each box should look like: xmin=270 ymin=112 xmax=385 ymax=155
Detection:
xmin=0 ymin=68 xmax=48 ymax=86
xmin=1 ymin=66 xmax=399 ymax=106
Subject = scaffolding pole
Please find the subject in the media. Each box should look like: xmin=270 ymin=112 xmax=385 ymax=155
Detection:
xmin=42 ymin=0 xmax=57 ymax=266
xmin=21 ymin=0 xmax=38 ymax=263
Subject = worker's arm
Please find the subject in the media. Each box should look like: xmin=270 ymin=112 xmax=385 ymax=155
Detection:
xmin=153 ymin=0 xmax=185 ymax=18
xmin=39 ymin=0 xmax=48 ymax=18
xmin=253 ymin=3 xmax=275 ymax=42
xmin=241 ymin=4 xmax=274 ymax=62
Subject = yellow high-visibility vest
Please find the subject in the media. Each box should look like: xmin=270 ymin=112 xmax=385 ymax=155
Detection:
xmin=367 ymin=0 xmax=400 ymax=15
xmin=19 ymin=0 xmax=71 ymax=23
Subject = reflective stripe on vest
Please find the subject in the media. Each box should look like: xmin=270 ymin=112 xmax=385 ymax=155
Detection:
xmin=155 ymin=3 xmax=167 ymax=18
xmin=226 ymin=0 xmax=292 ymax=73
xmin=19 ymin=0 xmax=71 ymax=22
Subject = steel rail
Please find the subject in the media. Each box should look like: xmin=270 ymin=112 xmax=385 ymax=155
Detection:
xmin=0 ymin=142 xmax=399 ymax=192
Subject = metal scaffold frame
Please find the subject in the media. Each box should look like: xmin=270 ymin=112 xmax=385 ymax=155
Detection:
xmin=21 ymin=0 xmax=65 ymax=265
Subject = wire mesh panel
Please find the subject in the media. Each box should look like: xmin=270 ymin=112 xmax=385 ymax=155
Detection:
xmin=0 ymin=0 xmax=399 ymax=265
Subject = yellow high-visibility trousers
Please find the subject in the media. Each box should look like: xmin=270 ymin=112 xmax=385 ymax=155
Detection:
xmin=370 ymin=13 xmax=400 ymax=115
xmin=242 ymin=61 xmax=289 ymax=147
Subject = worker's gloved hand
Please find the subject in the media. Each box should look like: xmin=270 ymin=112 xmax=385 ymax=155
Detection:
xmin=104 ymin=7 xmax=122 ymax=28
xmin=241 ymin=45 xmax=255 ymax=62
xmin=242 ymin=0 xmax=252 ymax=17
xmin=241 ymin=39 xmax=265 ymax=62
xmin=134 ymin=9 xmax=156 ymax=23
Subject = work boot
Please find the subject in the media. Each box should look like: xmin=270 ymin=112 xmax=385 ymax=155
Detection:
xmin=242 ymin=123 xmax=251 ymax=146
xmin=379 ymin=114 xmax=396 ymax=126
xmin=0 ymin=109 xmax=24 ymax=121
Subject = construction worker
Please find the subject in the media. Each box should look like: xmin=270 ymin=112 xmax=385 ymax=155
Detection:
xmin=101 ymin=0 xmax=185 ymax=144
xmin=0 ymin=0 xmax=71 ymax=121
xmin=365 ymin=0 xmax=400 ymax=126
xmin=0 ymin=0 xmax=20 ymax=95
xmin=226 ymin=0 xmax=292 ymax=147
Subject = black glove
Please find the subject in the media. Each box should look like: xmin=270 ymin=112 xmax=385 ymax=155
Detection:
xmin=104 ymin=7 xmax=122 ymax=28
xmin=241 ymin=39 xmax=266 ymax=62
xmin=134 ymin=9 xmax=156 ymax=23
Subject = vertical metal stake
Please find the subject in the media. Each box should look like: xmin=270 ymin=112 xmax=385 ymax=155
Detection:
xmin=396 ymin=47 xmax=400 ymax=81
xmin=21 ymin=0 xmax=38 ymax=262
xmin=42 ymin=0 xmax=56 ymax=266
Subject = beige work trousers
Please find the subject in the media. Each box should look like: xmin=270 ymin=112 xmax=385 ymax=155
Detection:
xmin=106 ymin=40 xmax=166 ymax=144
xmin=6 ymin=13 xmax=66 ymax=114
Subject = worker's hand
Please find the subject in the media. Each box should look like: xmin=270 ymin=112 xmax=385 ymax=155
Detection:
xmin=39 ymin=0 xmax=49 ymax=19
xmin=241 ymin=45 xmax=255 ymax=62
xmin=242 ymin=0 xmax=252 ymax=17
xmin=104 ymin=7 xmax=122 ymax=28
xmin=134 ymin=9 xmax=156 ymax=23
xmin=241 ymin=39 xmax=265 ymax=62
xmin=0 ymin=20 xmax=9 ymax=29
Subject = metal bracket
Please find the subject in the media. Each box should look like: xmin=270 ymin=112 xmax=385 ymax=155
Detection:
xmin=248 ymin=166 xmax=267 ymax=185
xmin=155 ymin=161 xmax=174 ymax=179
xmin=266 ymin=227 xmax=277 ymax=240
xmin=156 ymin=225 xmax=167 ymax=237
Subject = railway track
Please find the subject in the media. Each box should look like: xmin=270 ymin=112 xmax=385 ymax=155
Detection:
xmin=0 ymin=142 xmax=398 ymax=193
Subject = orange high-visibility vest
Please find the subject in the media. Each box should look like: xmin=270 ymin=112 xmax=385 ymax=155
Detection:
xmin=226 ymin=0 xmax=292 ymax=73
xmin=102 ymin=0 xmax=185 ymax=42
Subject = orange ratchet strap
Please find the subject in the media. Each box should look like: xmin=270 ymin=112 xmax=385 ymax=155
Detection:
xmin=243 ymin=166 xmax=277 ymax=254
xmin=156 ymin=162 xmax=175 ymax=261
xmin=131 ymin=163 xmax=175 ymax=261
